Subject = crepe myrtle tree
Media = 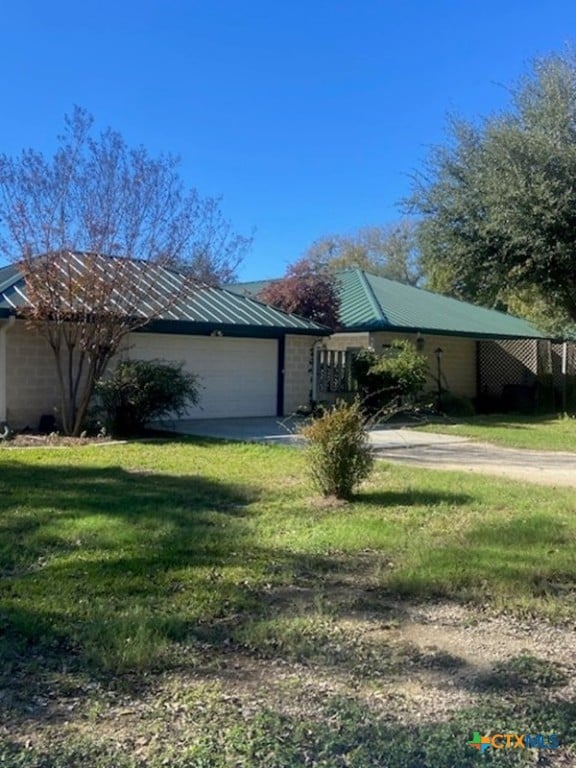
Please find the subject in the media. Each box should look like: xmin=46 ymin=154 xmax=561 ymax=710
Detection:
xmin=0 ymin=107 xmax=250 ymax=435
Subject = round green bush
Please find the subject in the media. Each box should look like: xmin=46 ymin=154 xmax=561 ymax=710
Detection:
xmin=95 ymin=359 xmax=200 ymax=436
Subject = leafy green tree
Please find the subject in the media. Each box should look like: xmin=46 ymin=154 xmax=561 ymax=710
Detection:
xmin=409 ymin=51 xmax=576 ymax=331
xmin=501 ymin=287 xmax=576 ymax=338
xmin=305 ymin=221 xmax=423 ymax=286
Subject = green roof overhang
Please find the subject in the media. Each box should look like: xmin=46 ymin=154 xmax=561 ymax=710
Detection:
xmin=138 ymin=318 xmax=330 ymax=338
xmin=344 ymin=320 xmax=549 ymax=341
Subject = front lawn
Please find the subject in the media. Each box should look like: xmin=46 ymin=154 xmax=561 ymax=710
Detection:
xmin=416 ymin=413 xmax=576 ymax=451
xmin=1 ymin=438 xmax=575 ymax=766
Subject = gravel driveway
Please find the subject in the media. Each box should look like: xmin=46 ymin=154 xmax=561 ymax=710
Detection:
xmin=368 ymin=427 xmax=576 ymax=487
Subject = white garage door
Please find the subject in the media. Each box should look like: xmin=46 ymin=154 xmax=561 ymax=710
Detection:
xmin=128 ymin=333 xmax=278 ymax=418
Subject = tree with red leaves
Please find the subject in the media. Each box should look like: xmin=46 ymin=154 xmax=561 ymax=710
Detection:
xmin=258 ymin=257 xmax=340 ymax=330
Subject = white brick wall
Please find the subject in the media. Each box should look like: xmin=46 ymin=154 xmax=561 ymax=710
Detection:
xmin=5 ymin=321 xmax=62 ymax=429
xmin=283 ymin=335 xmax=319 ymax=414
xmin=5 ymin=324 xmax=328 ymax=426
xmin=10 ymin=323 xmax=471 ymax=428
xmin=324 ymin=332 xmax=370 ymax=352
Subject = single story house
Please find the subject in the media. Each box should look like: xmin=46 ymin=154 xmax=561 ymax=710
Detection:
xmin=0 ymin=256 xmax=329 ymax=430
xmin=230 ymin=269 xmax=556 ymax=406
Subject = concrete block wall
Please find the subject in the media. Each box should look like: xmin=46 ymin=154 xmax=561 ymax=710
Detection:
xmin=283 ymin=335 xmax=318 ymax=414
xmin=5 ymin=321 xmax=62 ymax=429
xmin=324 ymin=332 xmax=370 ymax=352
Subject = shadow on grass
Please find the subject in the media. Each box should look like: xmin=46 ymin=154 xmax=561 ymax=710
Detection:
xmin=3 ymin=528 xmax=576 ymax=754
xmin=0 ymin=452 xmax=259 ymax=528
xmin=0 ymin=458 xmax=261 ymax=700
xmin=134 ymin=432 xmax=238 ymax=448
xmin=2 ymin=455 xmax=575 ymax=756
xmin=470 ymin=654 xmax=569 ymax=694
xmin=356 ymin=489 xmax=473 ymax=506
xmin=382 ymin=512 xmax=576 ymax=606
xmin=449 ymin=414 xmax=565 ymax=429
xmin=1 ymin=692 xmax=575 ymax=767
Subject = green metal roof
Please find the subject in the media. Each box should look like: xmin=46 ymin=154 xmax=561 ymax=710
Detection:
xmin=0 ymin=253 xmax=329 ymax=336
xmin=0 ymin=264 xmax=20 ymax=295
xmin=229 ymin=269 xmax=548 ymax=340
xmin=338 ymin=269 xmax=547 ymax=339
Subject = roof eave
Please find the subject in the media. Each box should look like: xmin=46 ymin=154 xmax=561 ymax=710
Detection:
xmin=137 ymin=319 xmax=331 ymax=337
xmin=340 ymin=321 xmax=549 ymax=341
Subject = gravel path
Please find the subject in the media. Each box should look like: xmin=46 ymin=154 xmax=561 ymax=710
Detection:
xmin=369 ymin=430 xmax=576 ymax=486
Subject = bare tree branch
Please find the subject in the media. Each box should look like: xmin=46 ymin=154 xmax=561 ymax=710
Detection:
xmin=0 ymin=107 xmax=250 ymax=434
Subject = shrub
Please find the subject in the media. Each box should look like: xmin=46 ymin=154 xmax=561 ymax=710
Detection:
xmin=95 ymin=359 xmax=200 ymax=436
xmin=299 ymin=399 xmax=374 ymax=499
xmin=352 ymin=340 xmax=428 ymax=414
xmin=440 ymin=391 xmax=476 ymax=417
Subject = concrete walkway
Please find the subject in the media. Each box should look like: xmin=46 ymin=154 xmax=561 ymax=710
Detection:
xmin=165 ymin=417 xmax=305 ymax=444
xmin=166 ymin=417 xmax=576 ymax=487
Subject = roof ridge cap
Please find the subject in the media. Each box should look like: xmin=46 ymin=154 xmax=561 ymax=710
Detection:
xmin=356 ymin=269 xmax=385 ymax=323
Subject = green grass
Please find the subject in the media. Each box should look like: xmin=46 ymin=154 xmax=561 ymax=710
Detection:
xmin=1 ymin=437 xmax=575 ymax=765
xmin=1 ymin=697 xmax=573 ymax=768
xmin=415 ymin=412 xmax=576 ymax=451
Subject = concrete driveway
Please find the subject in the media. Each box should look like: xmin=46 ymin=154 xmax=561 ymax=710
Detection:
xmin=167 ymin=417 xmax=576 ymax=487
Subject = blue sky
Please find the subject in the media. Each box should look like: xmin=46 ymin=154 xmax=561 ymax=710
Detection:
xmin=1 ymin=1 xmax=575 ymax=279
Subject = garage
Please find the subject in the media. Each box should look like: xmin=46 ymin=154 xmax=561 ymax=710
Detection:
xmin=128 ymin=332 xmax=279 ymax=419
xmin=0 ymin=256 xmax=329 ymax=429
